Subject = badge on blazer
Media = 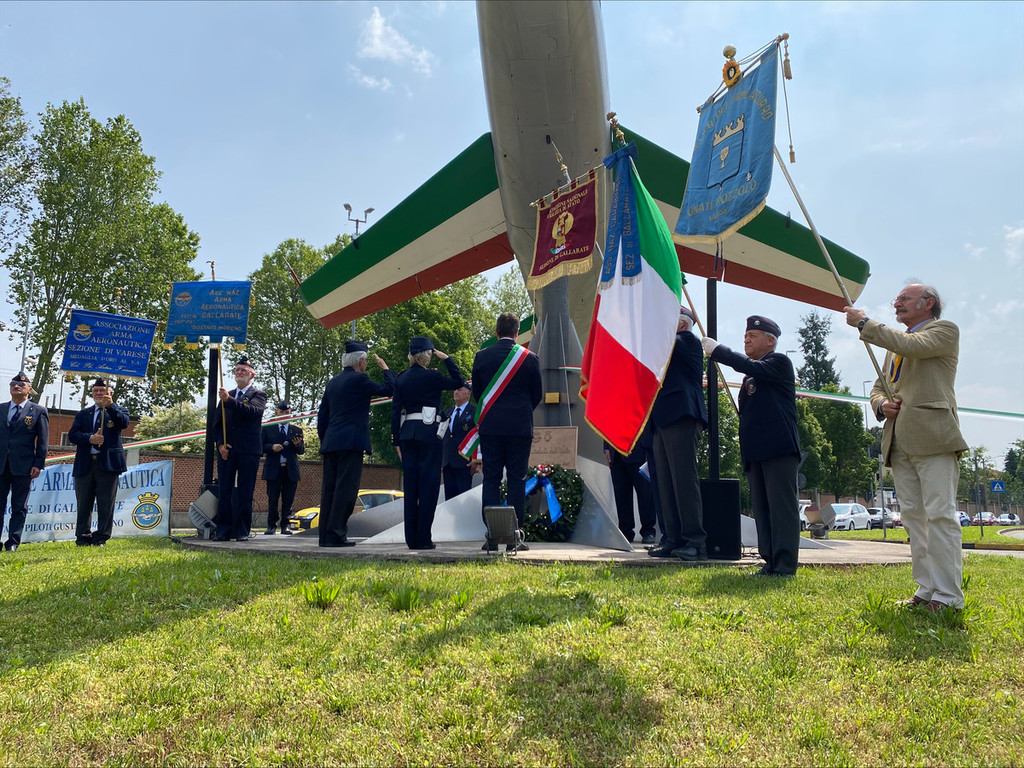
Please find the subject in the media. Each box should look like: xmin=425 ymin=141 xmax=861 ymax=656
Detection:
xmin=107 ymin=419 xmax=115 ymax=428
xmin=24 ymin=415 xmax=33 ymax=426
xmin=744 ymin=378 xmax=756 ymax=395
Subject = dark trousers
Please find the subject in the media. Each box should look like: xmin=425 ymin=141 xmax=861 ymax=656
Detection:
xmin=74 ymin=459 xmax=120 ymax=544
xmin=400 ymin=438 xmax=443 ymax=548
xmin=609 ymin=455 xmax=656 ymax=541
xmin=0 ymin=460 xmax=30 ymax=549
xmin=747 ymin=454 xmax=800 ymax=575
xmin=266 ymin=474 xmax=297 ymax=530
xmin=442 ymin=462 xmax=472 ymax=501
xmin=214 ymin=452 xmax=260 ymax=540
xmin=480 ymin=434 xmax=532 ymax=528
xmin=320 ymin=450 xmax=362 ymax=546
xmin=653 ymin=417 xmax=706 ymax=551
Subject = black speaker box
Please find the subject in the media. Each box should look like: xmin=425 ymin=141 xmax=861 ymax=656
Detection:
xmin=702 ymin=478 xmax=742 ymax=560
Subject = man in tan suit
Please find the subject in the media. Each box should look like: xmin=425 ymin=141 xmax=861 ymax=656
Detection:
xmin=845 ymin=283 xmax=967 ymax=611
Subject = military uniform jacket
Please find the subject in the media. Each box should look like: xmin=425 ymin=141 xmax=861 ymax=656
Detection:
xmin=213 ymin=386 xmax=268 ymax=456
xmin=261 ymin=423 xmax=305 ymax=482
xmin=442 ymin=402 xmax=476 ymax=468
xmin=69 ymin=402 xmax=130 ymax=476
xmin=861 ymin=317 xmax=967 ymax=465
xmin=470 ymin=339 xmax=543 ymax=437
xmin=710 ymin=346 xmax=800 ymax=468
xmin=651 ymin=331 xmax=708 ymax=429
xmin=391 ymin=358 xmax=464 ymax=445
xmin=0 ymin=400 xmax=49 ymax=475
xmin=318 ymin=367 xmax=396 ymax=454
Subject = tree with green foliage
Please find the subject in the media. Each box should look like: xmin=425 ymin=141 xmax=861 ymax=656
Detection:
xmin=131 ymin=402 xmax=206 ymax=453
xmin=3 ymin=99 xmax=202 ymax=411
xmin=245 ymin=237 xmax=351 ymax=415
xmin=807 ymin=385 xmax=875 ymax=500
xmin=796 ymin=398 xmax=831 ymax=493
xmin=484 ymin=265 xmax=533 ymax=332
xmin=796 ymin=309 xmax=840 ymax=390
xmin=0 ymin=76 xmax=36 ymax=256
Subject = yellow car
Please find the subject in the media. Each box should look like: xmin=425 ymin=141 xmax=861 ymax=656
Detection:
xmin=290 ymin=489 xmax=404 ymax=530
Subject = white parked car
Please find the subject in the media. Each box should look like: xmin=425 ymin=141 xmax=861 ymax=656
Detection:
xmin=798 ymin=500 xmax=812 ymax=531
xmin=831 ymin=503 xmax=871 ymax=531
xmin=997 ymin=513 xmax=1020 ymax=526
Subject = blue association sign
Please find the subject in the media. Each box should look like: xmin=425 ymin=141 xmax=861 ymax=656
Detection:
xmin=61 ymin=309 xmax=158 ymax=380
xmin=990 ymin=480 xmax=1005 ymax=494
xmin=164 ymin=281 xmax=251 ymax=345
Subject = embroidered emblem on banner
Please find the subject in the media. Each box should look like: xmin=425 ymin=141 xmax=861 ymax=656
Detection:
xmin=526 ymin=168 xmax=599 ymax=290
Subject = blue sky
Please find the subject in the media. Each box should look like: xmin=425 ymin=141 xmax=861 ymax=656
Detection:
xmin=1 ymin=1 xmax=1022 ymax=466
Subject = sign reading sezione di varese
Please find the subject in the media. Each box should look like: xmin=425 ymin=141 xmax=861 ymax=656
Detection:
xmin=60 ymin=309 xmax=158 ymax=380
xmin=165 ymin=281 xmax=252 ymax=345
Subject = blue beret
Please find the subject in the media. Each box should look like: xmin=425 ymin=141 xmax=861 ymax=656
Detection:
xmin=277 ymin=401 xmax=290 ymax=411
xmin=11 ymin=372 xmax=30 ymax=384
xmin=235 ymin=355 xmax=254 ymax=370
xmin=409 ymin=336 xmax=434 ymax=355
xmin=746 ymin=315 xmax=781 ymax=337
xmin=345 ymin=340 xmax=368 ymax=354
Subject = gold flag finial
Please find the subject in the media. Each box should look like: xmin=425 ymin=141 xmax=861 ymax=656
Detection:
xmin=606 ymin=112 xmax=625 ymax=146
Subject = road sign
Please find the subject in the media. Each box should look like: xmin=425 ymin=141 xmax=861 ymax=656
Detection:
xmin=990 ymin=480 xmax=1005 ymax=493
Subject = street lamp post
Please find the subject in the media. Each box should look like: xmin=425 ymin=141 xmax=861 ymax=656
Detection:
xmin=343 ymin=203 xmax=375 ymax=340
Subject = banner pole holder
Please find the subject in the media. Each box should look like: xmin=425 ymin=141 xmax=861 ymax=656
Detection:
xmin=772 ymin=145 xmax=893 ymax=400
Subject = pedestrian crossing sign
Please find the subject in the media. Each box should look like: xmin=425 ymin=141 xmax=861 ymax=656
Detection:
xmin=991 ymin=481 xmax=1005 ymax=493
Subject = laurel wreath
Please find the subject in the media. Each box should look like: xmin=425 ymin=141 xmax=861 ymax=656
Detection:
xmin=723 ymin=59 xmax=741 ymax=88
xmin=502 ymin=464 xmax=584 ymax=543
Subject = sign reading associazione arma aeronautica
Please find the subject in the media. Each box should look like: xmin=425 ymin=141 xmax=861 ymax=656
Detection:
xmin=61 ymin=309 xmax=158 ymax=380
xmin=674 ymin=46 xmax=779 ymax=244
xmin=164 ymin=280 xmax=251 ymax=345
xmin=3 ymin=460 xmax=172 ymax=544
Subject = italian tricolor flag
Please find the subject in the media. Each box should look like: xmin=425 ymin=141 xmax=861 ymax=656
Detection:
xmin=580 ymin=143 xmax=683 ymax=455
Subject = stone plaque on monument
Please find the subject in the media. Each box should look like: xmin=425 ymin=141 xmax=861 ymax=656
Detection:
xmin=529 ymin=426 xmax=578 ymax=469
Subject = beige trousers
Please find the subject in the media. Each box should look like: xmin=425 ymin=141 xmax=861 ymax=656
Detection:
xmin=890 ymin=441 xmax=964 ymax=608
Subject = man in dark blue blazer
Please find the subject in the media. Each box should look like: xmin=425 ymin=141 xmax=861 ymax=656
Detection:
xmin=648 ymin=307 xmax=709 ymax=560
xmin=704 ymin=315 xmax=801 ymax=576
xmin=441 ymin=383 xmax=476 ymax=501
xmin=1 ymin=372 xmax=49 ymax=552
xmin=69 ymin=378 xmax=130 ymax=546
xmin=212 ymin=355 xmax=268 ymax=542
xmin=317 ymin=340 xmax=394 ymax=547
xmin=262 ymin=401 xmax=304 ymax=535
xmin=471 ymin=312 xmax=543 ymax=551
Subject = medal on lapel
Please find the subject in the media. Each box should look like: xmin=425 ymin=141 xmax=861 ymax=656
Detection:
xmin=24 ymin=414 xmax=33 ymax=427
xmin=107 ymin=419 xmax=115 ymax=428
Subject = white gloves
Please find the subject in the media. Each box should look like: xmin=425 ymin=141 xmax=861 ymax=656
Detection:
xmin=701 ymin=336 xmax=719 ymax=356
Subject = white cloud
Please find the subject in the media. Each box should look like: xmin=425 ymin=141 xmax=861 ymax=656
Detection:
xmin=347 ymin=64 xmax=392 ymax=92
xmin=1004 ymin=224 xmax=1024 ymax=267
xmin=357 ymin=6 xmax=437 ymax=76
xmin=963 ymin=242 xmax=986 ymax=262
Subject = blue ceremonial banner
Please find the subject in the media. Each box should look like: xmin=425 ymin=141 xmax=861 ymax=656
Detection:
xmin=674 ymin=46 xmax=779 ymax=244
xmin=6 ymin=460 xmax=172 ymax=544
xmin=61 ymin=309 xmax=158 ymax=380
xmin=164 ymin=281 xmax=251 ymax=345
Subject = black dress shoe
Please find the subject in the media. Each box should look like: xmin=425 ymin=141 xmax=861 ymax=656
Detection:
xmin=672 ymin=546 xmax=707 ymax=562
xmin=5 ymin=544 xmax=17 ymax=552
xmin=265 ymin=527 xmax=277 ymax=535
xmin=419 ymin=542 xmax=437 ymax=550
xmin=92 ymin=541 xmax=106 ymax=548
xmin=280 ymin=528 xmax=293 ymax=535
xmin=648 ymin=543 xmax=680 ymax=558
xmin=320 ymin=540 xmax=357 ymax=548
xmin=211 ymin=534 xmax=230 ymax=542
xmin=481 ymin=540 xmax=498 ymax=551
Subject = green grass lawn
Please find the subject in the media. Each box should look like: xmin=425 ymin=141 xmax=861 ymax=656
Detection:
xmin=812 ymin=525 xmax=1024 ymax=547
xmin=1 ymin=538 xmax=1021 ymax=767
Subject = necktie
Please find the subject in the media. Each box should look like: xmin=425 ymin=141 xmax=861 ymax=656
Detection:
xmin=450 ymin=406 xmax=461 ymax=432
xmin=280 ymin=424 xmax=287 ymax=440
xmin=9 ymin=404 xmax=21 ymax=425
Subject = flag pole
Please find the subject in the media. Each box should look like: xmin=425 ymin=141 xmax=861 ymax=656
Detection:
xmin=771 ymin=145 xmax=892 ymax=400
xmin=681 ymin=282 xmax=739 ymax=416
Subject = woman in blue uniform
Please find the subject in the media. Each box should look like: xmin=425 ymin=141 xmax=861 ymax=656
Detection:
xmin=391 ymin=337 xmax=465 ymax=549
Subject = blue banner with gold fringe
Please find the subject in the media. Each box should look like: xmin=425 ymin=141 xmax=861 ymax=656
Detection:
xmin=61 ymin=309 xmax=158 ymax=380
xmin=674 ymin=47 xmax=779 ymax=244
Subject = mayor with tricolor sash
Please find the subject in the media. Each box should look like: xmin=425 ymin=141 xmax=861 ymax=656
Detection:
xmin=469 ymin=312 xmax=542 ymax=552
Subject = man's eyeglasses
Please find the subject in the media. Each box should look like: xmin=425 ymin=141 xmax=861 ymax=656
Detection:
xmin=893 ymin=294 xmax=921 ymax=305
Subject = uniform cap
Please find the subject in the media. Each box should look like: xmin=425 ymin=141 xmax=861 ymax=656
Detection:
xmin=746 ymin=315 xmax=781 ymax=337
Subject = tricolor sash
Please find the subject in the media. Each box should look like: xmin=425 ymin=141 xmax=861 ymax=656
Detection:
xmin=459 ymin=344 xmax=531 ymax=460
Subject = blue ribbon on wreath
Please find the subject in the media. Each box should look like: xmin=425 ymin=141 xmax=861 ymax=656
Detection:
xmin=524 ymin=475 xmax=562 ymax=522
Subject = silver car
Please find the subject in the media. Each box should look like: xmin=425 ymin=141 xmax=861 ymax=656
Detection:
xmin=831 ymin=503 xmax=871 ymax=531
